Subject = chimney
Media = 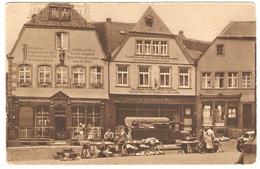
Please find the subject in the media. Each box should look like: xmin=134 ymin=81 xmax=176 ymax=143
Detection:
xmin=106 ymin=18 xmax=112 ymax=22
xmin=178 ymin=30 xmax=185 ymax=45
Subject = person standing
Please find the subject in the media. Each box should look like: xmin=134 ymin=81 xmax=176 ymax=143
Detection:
xmin=104 ymin=128 xmax=114 ymax=142
xmin=197 ymin=126 xmax=206 ymax=153
xmin=205 ymin=126 xmax=215 ymax=153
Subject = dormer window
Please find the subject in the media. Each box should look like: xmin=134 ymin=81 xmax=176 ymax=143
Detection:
xmin=145 ymin=16 xmax=153 ymax=27
xmin=49 ymin=6 xmax=71 ymax=20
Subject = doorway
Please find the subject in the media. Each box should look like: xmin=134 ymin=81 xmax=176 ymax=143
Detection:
xmin=243 ymin=104 xmax=252 ymax=128
xmin=55 ymin=116 xmax=67 ymax=140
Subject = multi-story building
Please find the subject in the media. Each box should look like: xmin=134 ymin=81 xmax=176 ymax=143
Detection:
xmin=196 ymin=21 xmax=256 ymax=138
xmin=6 ymin=3 xmax=109 ymax=146
xmin=93 ymin=7 xmax=209 ymax=134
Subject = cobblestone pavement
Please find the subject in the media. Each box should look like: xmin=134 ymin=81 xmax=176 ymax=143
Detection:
xmin=6 ymin=139 xmax=242 ymax=165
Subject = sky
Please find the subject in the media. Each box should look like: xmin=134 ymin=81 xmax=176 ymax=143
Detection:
xmin=4 ymin=2 xmax=256 ymax=54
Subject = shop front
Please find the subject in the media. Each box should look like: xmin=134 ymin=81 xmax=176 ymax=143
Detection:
xmin=197 ymin=93 xmax=255 ymax=138
xmin=110 ymin=94 xmax=196 ymax=135
xmin=7 ymin=91 xmax=106 ymax=146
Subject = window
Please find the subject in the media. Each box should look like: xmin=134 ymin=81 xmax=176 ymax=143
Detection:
xmin=161 ymin=41 xmax=168 ymax=55
xmin=144 ymin=41 xmax=151 ymax=54
xmin=71 ymin=107 xmax=86 ymax=139
xmin=49 ymin=6 xmax=71 ymax=20
xmin=19 ymin=106 xmax=34 ymax=138
xmin=202 ymin=72 xmax=211 ymax=88
xmin=136 ymin=40 xmax=143 ymax=54
xmin=18 ymin=65 xmax=31 ymax=87
xmin=153 ymin=41 xmax=159 ymax=55
xmin=56 ymin=32 xmax=68 ymax=50
xmin=202 ymin=105 xmax=213 ymax=126
xmin=117 ymin=65 xmax=128 ymax=86
xmin=90 ymin=67 xmax=103 ymax=88
xmin=61 ymin=7 xmax=71 ymax=19
xmin=228 ymin=107 xmax=237 ymax=126
xmin=179 ymin=68 xmax=189 ymax=87
xmin=139 ymin=67 xmax=149 ymax=86
xmin=228 ymin=72 xmax=238 ymax=88
xmin=38 ymin=65 xmax=51 ymax=87
xmin=214 ymin=104 xmax=225 ymax=126
xmin=160 ymin=67 xmax=170 ymax=87
xmin=36 ymin=106 xmax=50 ymax=138
xmin=215 ymin=72 xmax=224 ymax=88
xmin=145 ymin=16 xmax=153 ymax=27
xmin=86 ymin=107 xmax=101 ymax=139
xmin=242 ymin=72 xmax=252 ymax=88
xmin=72 ymin=67 xmax=85 ymax=88
xmin=216 ymin=44 xmax=224 ymax=56
xmin=56 ymin=66 xmax=68 ymax=87
xmin=136 ymin=40 xmax=168 ymax=55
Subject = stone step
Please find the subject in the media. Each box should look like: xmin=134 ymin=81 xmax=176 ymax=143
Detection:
xmin=50 ymin=141 xmax=71 ymax=146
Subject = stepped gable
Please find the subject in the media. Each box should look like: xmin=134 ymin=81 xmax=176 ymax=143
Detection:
xmin=92 ymin=19 xmax=135 ymax=56
xmin=25 ymin=3 xmax=94 ymax=29
xmin=218 ymin=21 xmax=256 ymax=38
xmin=130 ymin=6 xmax=172 ymax=35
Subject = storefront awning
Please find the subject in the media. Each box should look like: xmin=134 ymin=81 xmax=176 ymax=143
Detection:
xmin=125 ymin=117 xmax=169 ymax=128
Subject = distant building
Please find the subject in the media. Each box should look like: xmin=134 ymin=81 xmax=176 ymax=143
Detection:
xmin=196 ymin=21 xmax=256 ymax=138
xmin=6 ymin=3 xmax=109 ymax=146
xmin=93 ymin=7 xmax=210 ymax=134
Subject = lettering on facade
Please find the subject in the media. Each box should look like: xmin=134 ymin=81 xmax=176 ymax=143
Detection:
xmin=27 ymin=47 xmax=57 ymax=62
xmin=125 ymin=97 xmax=184 ymax=103
xmin=129 ymin=87 xmax=179 ymax=94
xmin=18 ymin=99 xmax=50 ymax=102
xmin=125 ymin=55 xmax=179 ymax=63
xmin=67 ymin=48 xmax=98 ymax=63
xmin=71 ymin=100 xmax=101 ymax=104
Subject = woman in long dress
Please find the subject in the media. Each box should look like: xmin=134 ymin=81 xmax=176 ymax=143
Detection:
xmin=204 ymin=127 xmax=215 ymax=153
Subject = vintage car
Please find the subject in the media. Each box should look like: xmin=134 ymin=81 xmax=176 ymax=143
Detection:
xmin=125 ymin=117 xmax=197 ymax=144
xmin=236 ymin=131 xmax=255 ymax=152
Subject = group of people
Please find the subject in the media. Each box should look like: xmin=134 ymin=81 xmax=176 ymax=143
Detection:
xmin=197 ymin=126 xmax=215 ymax=153
xmin=104 ymin=128 xmax=129 ymax=143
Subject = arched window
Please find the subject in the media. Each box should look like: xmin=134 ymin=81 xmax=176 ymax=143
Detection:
xmin=56 ymin=65 xmax=68 ymax=87
xmin=18 ymin=64 xmax=31 ymax=87
xmin=38 ymin=65 xmax=51 ymax=87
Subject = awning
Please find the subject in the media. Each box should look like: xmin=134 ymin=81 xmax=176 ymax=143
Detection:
xmin=125 ymin=117 xmax=169 ymax=128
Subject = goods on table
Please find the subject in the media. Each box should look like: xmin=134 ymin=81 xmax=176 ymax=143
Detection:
xmin=54 ymin=148 xmax=80 ymax=161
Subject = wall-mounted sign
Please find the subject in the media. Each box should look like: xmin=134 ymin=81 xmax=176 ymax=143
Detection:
xmin=18 ymin=99 xmax=50 ymax=102
xmin=27 ymin=47 xmax=57 ymax=62
xmin=129 ymin=87 xmax=179 ymax=94
xmin=67 ymin=48 xmax=98 ymax=63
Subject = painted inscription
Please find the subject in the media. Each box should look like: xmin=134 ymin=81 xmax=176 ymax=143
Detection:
xmin=129 ymin=87 xmax=179 ymax=94
xmin=27 ymin=47 xmax=57 ymax=62
xmin=125 ymin=55 xmax=179 ymax=63
xmin=67 ymin=48 xmax=98 ymax=63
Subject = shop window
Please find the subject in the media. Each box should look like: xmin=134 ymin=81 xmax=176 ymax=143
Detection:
xmin=215 ymin=72 xmax=224 ymax=88
xmin=160 ymin=67 xmax=170 ymax=87
xmin=117 ymin=65 xmax=129 ymax=86
xmin=136 ymin=40 xmax=143 ymax=54
xmin=19 ymin=106 xmax=34 ymax=138
xmin=179 ymin=68 xmax=190 ymax=88
xmin=36 ymin=106 xmax=50 ymax=138
xmin=242 ymin=72 xmax=252 ymax=88
xmin=202 ymin=105 xmax=213 ymax=126
xmin=56 ymin=65 xmax=68 ymax=87
xmin=214 ymin=104 xmax=225 ymax=126
xmin=153 ymin=41 xmax=159 ymax=55
xmin=56 ymin=32 xmax=69 ymax=50
xmin=216 ymin=44 xmax=224 ymax=56
xmin=71 ymin=107 xmax=86 ymax=139
xmin=38 ymin=65 xmax=51 ymax=87
xmin=90 ymin=66 xmax=103 ymax=88
xmin=160 ymin=41 xmax=168 ymax=55
xmin=72 ymin=66 xmax=85 ymax=88
xmin=202 ymin=72 xmax=211 ymax=88
xmin=86 ymin=107 xmax=101 ymax=139
xmin=144 ymin=40 xmax=151 ymax=54
xmin=228 ymin=72 xmax=238 ymax=88
xmin=227 ymin=107 xmax=238 ymax=126
xmin=139 ymin=66 xmax=150 ymax=86
xmin=18 ymin=64 xmax=32 ymax=87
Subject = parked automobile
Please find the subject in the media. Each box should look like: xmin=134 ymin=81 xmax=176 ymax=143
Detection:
xmin=236 ymin=131 xmax=255 ymax=152
xmin=236 ymin=136 xmax=256 ymax=164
